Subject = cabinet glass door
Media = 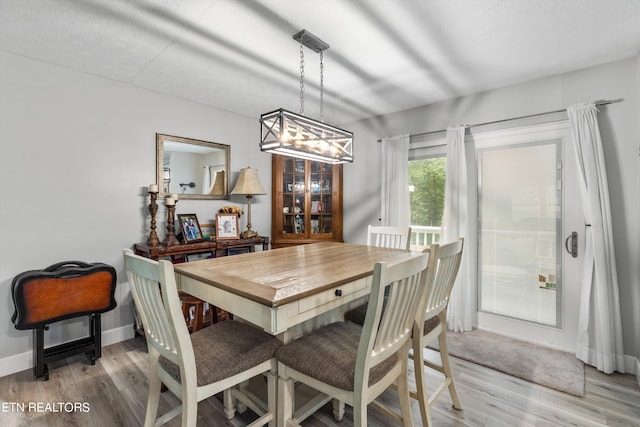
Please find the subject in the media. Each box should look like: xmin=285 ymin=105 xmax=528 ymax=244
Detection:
xmin=310 ymin=161 xmax=333 ymax=235
xmin=282 ymin=158 xmax=306 ymax=234
xmin=272 ymin=154 xmax=342 ymax=247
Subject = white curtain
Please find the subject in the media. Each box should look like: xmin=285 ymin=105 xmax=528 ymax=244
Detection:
xmin=203 ymin=166 xmax=211 ymax=194
xmin=567 ymin=102 xmax=625 ymax=373
xmin=380 ymin=135 xmax=410 ymax=228
xmin=442 ymin=125 xmax=472 ymax=333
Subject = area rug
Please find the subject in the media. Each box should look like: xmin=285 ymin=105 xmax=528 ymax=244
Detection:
xmin=432 ymin=330 xmax=585 ymax=396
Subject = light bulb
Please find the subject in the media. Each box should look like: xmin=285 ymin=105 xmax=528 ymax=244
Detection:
xmin=279 ymin=118 xmax=290 ymax=142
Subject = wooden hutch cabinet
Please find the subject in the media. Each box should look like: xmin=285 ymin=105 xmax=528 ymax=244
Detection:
xmin=271 ymin=155 xmax=343 ymax=248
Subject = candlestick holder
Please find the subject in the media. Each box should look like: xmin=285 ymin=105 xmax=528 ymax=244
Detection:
xmin=146 ymin=190 xmax=160 ymax=246
xmin=163 ymin=199 xmax=180 ymax=246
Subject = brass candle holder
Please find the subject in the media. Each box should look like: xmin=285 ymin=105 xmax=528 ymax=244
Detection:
xmin=163 ymin=196 xmax=180 ymax=246
xmin=147 ymin=189 xmax=160 ymax=246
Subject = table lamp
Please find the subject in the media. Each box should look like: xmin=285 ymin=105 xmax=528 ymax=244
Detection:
xmin=231 ymin=167 xmax=266 ymax=238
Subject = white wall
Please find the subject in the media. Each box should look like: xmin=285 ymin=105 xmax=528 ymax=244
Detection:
xmin=1 ymin=49 xmax=638 ymax=376
xmin=343 ymin=56 xmax=640 ymax=363
xmin=0 ymin=51 xmax=272 ymax=374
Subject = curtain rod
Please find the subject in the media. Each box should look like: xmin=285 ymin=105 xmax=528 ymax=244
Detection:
xmin=377 ymin=98 xmax=623 ymax=142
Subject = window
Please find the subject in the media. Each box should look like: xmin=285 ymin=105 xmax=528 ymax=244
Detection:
xmin=408 ymin=157 xmax=446 ymax=227
xmin=409 ymin=136 xmax=447 ymax=245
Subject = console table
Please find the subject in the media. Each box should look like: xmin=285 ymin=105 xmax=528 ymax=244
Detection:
xmin=133 ymin=236 xmax=269 ymax=260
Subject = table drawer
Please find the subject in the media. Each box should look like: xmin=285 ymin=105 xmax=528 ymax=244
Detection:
xmin=298 ymin=277 xmax=369 ymax=314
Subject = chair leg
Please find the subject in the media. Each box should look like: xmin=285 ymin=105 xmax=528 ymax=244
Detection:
xmin=223 ymin=388 xmax=236 ymax=419
xmin=332 ymin=399 xmax=345 ymax=421
xmin=182 ymin=380 xmax=198 ymax=427
xmin=413 ymin=333 xmax=432 ymax=427
xmin=277 ymin=365 xmax=296 ymax=427
xmin=437 ymin=319 xmax=462 ymax=410
xmin=236 ymin=380 xmax=249 ymax=414
xmin=266 ymin=364 xmax=278 ymax=427
xmin=182 ymin=402 xmax=198 ymax=426
xmin=144 ymin=362 xmax=162 ymax=427
xmin=397 ymin=353 xmax=414 ymax=427
xmin=352 ymin=392 xmax=368 ymax=427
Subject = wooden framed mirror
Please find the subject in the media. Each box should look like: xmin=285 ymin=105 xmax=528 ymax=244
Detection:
xmin=156 ymin=133 xmax=230 ymax=200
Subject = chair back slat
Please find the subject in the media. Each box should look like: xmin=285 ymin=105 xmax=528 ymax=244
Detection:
xmin=358 ymin=253 xmax=429 ymax=371
xmin=141 ymin=276 xmax=176 ymax=352
xmin=367 ymin=225 xmax=412 ymax=250
xmin=422 ymin=238 xmax=464 ymax=321
xmin=123 ymin=249 xmax=193 ymax=364
xmin=375 ymin=273 xmax=422 ymax=356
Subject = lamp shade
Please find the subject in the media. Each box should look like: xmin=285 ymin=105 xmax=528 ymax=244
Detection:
xmin=231 ymin=167 xmax=266 ymax=195
xmin=208 ymin=170 xmax=226 ymax=195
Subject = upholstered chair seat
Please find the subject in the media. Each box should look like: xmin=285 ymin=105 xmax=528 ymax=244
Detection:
xmin=345 ymin=299 xmax=441 ymax=337
xmin=343 ymin=302 xmax=368 ymax=326
xmin=422 ymin=315 xmax=440 ymax=335
xmin=275 ymin=321 xmax=397 ymax=391
xmin=159 ymin=320 xmax=282 ymax=386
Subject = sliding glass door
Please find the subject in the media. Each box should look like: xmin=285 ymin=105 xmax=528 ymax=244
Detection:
xmin=409 ymin=122 xmax=582 ymax=350
xmin=474 ymin=122 xmax=582 ymax=351
xmin=478 ymin=141 xmax=560 ymax=326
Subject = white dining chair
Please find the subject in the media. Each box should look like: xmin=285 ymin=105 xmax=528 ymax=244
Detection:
xmin=123 ymin=249 xmax=281 ymax=427
xmin=367 ymin=225 xmax=412 ymax=250
xmin=343 ymin=224 xmax=413 ymax=326
xmin=275 ymin=252 xmax=429 ymax=426
xmin=411 ymin=238 xmax=464 ymax=426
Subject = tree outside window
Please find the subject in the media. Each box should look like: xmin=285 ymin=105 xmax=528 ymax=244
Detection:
xmin=408 ymin=157 xmax=446 ymax=227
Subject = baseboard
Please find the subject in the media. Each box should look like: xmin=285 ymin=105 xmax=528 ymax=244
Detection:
xmin=0 ymin=324 xmax=135 ymax=378
xmin=622 ymin=354 xmax=639 ymax=377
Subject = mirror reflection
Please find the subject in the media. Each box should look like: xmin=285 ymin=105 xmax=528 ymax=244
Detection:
xmin=156 ymin=134 xmax=230 ymax=200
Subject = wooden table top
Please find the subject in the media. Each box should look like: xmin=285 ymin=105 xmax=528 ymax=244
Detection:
xmin=174 ymin=242 xmax=420 ymax=307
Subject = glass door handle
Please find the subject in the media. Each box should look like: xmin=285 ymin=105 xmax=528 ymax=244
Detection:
xmin=565 ymin=231 xmax=578 ymax=258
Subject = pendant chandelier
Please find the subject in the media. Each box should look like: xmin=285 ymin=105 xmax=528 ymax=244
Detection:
xmin=259 ymin=30 xmax=353 ymax=164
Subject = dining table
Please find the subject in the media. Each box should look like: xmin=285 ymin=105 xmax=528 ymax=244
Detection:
xmin=174 ymin=241 xmax=421 ymax=343
xmin=174 ymin=241 xmax=423 ymax=426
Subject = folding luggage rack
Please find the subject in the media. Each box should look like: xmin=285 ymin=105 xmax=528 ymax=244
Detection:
xmin=11 ymin=261 xmax=117 ymax=380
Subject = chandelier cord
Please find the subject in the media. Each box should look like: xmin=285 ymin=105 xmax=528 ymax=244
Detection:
xmin=320 ymin=50 xmax=324 ymax=122
xmin=299 ymin=42 xmax=305 ymax=116
xmin=259 ymin=30 xmax=353 ymax=163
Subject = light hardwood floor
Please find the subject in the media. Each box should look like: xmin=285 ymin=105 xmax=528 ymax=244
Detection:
xmin=0 ymin=337 xmax=638 ymax=426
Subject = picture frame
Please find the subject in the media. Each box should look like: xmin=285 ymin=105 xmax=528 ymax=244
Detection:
xmin=200 ymin=223 xmax=215 ymax=240
xmin=177 ymin=213 xmax=204 ymax=243
xmin=215 ymin=213 xmax=239 ymax=240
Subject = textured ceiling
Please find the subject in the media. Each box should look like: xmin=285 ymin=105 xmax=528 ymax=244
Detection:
xmin=1 ymin=0 xmax=639 ymax=125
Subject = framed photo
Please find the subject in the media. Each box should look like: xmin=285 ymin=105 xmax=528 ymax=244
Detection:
xmin=177 ymin=214 xmax=204 ymax=243
xmin=200 ymin=223 xmax=215 ymax=240
xmin=311 ymin=200 xmax=322 ymax=213
xmin=215 ymin=213 xmax=239 ymax=240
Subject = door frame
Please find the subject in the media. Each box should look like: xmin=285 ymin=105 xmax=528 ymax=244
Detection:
xmin=470 ymin=121 xmax=582 ymax=352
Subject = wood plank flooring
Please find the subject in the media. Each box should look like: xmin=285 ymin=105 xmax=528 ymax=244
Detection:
xmin=0 ymin=337 xmax=638 ymax=426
